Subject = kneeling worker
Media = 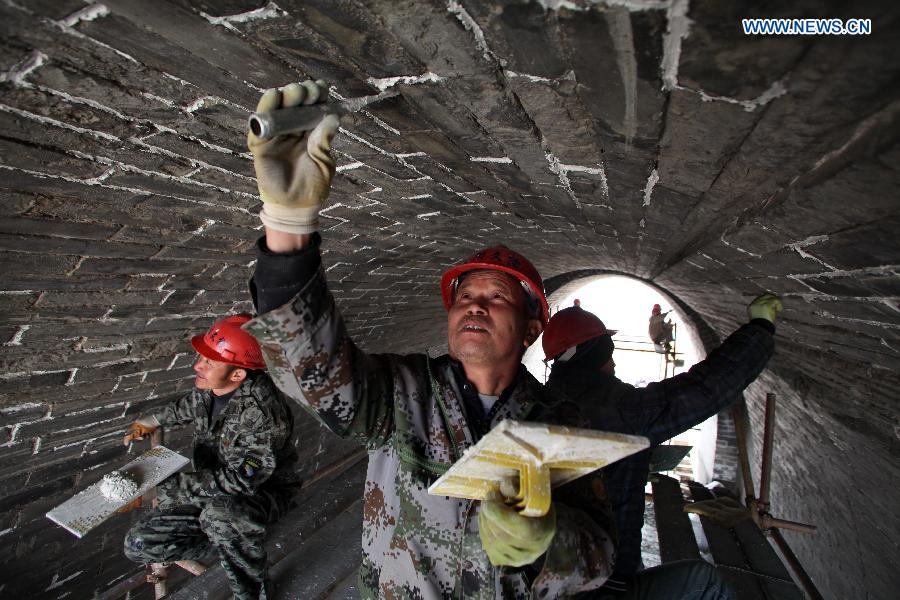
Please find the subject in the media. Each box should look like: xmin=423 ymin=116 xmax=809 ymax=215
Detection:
xmin=121 ymin=314 xmax=299 ymax=600
xmin=544 ymin=295 xmax=782 ymax=598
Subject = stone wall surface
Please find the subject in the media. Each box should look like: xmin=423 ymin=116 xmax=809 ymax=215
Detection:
xmin=0 ymin=1 xmax=897 ymax=598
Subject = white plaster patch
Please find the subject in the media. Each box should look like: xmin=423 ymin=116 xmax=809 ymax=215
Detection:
xmin=5 ymin=324 xmax=30 ymax=346
xmin=503 ymin=70 xmax=555 ymax=84
xmin=336 ymin=162 xmax=364 ymax=172
xmin=59 ymin=4 xmax=110 ymax=27
xmin=642 ymin=168 xmax=659 ymax=206
xmin=0 ymin=50 xmax=47 ymax=85
xmin=447 ymin=1 xmax=495 ymax=62
xmin=720 ymin=234 xmax=762 ymax=258
xmin=607 ymin=7 xmax=638 ymax=145
xmin=785 ymin=235 xmax=835 ymax=269
xmin=366 ymin=72 xmax=444 ymax=91
xmin=661 ymin=0 xmax=691 ymax=91
xmin=364 ymin=111 xmax=401 ymax=135
xmin=680 ymin=79 xmax=788 ymax=112
xmin=201 ymin=1 xmax=286 ymax=31
xmin=470 ymin=156 xmax=512 ymax=163
xmin=0 ymin=103 xmax=120 ymax=142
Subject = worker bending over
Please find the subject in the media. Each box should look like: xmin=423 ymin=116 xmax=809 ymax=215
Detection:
xmin=543 ymin=294 xmax=782 ymax=599
xmin=122 ymin=315 xmax=299 ymax=600
xmin=242 ymin=80 xmax=616 ymax=598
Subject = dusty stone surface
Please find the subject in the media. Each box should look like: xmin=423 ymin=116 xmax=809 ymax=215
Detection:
xmin=0 ymin=1 xmax=897 ymax=599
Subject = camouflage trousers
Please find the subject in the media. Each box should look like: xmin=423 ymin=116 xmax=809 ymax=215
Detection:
xmin=124 ymin=491 xmax=270 ymax=600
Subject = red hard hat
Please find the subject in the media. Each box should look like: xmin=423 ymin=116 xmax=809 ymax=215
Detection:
xmin=440 ymin=245 xmax=549 ymax=325
xmin=542 ymin=305 xmax=617 ymax=361
xmin=191 ymin=314 xmax=266 ymax=370
xmin=652 ymin=304 xmax=662 ymax=314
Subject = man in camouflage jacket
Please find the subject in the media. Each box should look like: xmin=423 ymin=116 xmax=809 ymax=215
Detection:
xmin=242 ymin=80 xmax=616 ymax=598
xmin=122 ymin=315 xmax=299 ymax=600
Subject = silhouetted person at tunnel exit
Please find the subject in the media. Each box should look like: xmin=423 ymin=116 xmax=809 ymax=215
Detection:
xmin=241 ymin=79 xmax=620 ymax=597
xmin=648 ymin=303 xmax=676 ymax=362
xmin=542 ymin=294 xmax=782 ymax=599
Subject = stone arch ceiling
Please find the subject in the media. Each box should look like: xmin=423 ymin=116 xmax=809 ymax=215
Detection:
xmin=0 ymin=0 xmax=897 ymax=598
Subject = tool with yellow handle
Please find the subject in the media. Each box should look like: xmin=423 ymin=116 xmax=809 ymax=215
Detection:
xmin=428 ymin=420 xmax=649 ymax=517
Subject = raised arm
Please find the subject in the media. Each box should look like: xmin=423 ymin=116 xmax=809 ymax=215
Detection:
xmin=621 ymin=295 xmax=782 ymax=445
xmin=242 ymin=81 xmax=395 ymax=445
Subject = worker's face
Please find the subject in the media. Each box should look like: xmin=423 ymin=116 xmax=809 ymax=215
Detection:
xmin=601 ymin=357 xmax=616 ymax=376
xmin=447 ymin=271 xmax=542 ymax=366
xmin=193 ymin=356 xmax=242 ymax=391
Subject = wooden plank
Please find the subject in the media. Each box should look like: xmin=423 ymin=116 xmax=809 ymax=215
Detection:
xmin=46 ymin=445 xmax=189 ymax=538
xmin=164 ymin=455 xmax=368 ymax=600
xmin=649 ymin=444 xmax=693 ymax=473
xmin=711 ymin=489 xmax=805 ymax=600
xmin=651 ymin=474 xmax=701 ymax=563
xmin=687 ymin=482 xmax=766 ymax=600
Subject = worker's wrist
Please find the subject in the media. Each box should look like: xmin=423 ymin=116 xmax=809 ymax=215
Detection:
xmin=748 ymin=318 xmax=775 ymax=334
xmin=259 ymin=204 xmax=320 ymax=237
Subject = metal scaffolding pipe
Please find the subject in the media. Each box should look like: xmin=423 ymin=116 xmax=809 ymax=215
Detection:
xmin=770 ymin=528 xmax=824 ymax=600
xmin=758 ymin=392 xmax=777 ymax=509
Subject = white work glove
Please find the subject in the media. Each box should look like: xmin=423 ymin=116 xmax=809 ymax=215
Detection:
xmin=248 ymin=80 xmax=341 ymax=234
xmin=122 ymin=415 xmax=160 ymax=445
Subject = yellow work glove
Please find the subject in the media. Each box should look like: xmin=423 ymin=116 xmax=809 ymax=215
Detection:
xmin=248 ymin=80 xmax=341 ymax=234
xmin=478 ymin=492 xmax=557 ymax=567
xmin=747 ymin=293 xmax=783 ymax=324
xmin=122 ymin=416 xmax=159 ymax=445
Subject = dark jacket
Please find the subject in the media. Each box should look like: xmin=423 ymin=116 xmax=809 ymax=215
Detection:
xmin=547 ymin=319 xmax=775 ymax=586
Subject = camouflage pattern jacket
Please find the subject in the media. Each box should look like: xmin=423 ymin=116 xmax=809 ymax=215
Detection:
xmin=151 ymin=374 xmax=299 ymax=512
xmin=246 ymin=240 xmax=615 ymax=599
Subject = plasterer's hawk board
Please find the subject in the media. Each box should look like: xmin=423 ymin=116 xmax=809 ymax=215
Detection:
xmin=429 ymin=420 xmax=649 ymax=516
xmin=46 ymin=446 xmax=189 ymax=538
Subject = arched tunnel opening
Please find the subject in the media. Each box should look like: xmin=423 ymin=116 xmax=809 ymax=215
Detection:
xmin=0 ymin=2 xmax=898 ymax=599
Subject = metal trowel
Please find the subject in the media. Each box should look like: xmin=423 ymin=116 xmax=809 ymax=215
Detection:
xmin=248 ymin=90 xmax=398 ymax=140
